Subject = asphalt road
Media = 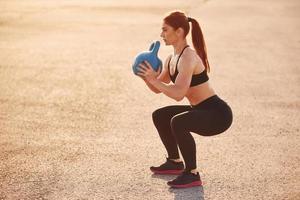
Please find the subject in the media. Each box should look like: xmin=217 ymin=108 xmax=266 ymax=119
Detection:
xmin=0 ymin=0 xmax=299 ymax=199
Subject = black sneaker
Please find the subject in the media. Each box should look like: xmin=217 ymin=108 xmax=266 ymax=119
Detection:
xmin=150 ymin=158 xmax=184 ymax=175
xmin=167 ymin=170 xmax=202 ymax=188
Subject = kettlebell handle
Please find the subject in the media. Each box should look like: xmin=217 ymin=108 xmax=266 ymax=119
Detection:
xmin=149 ymin=42 xmax=155 ymax=51
xmin=151 ymin=41 xmax=160 ymax=55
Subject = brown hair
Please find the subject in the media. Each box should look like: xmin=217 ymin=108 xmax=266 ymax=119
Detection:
xmin=163 ymin=11 xmax=210 ymax=72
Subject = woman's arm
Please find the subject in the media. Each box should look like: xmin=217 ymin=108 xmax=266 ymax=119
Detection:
xmin=157 ymin=55 xmax=171 ymax=84
xmin=142 ymin=78 xmax=161 ymax=93
xmin=139 ymin=55 xmax=172 ymax=94
xmin=138 ymin=55 xmax=194 ymax=101
xmin=148 ymin=64 xmax=193 ymax=101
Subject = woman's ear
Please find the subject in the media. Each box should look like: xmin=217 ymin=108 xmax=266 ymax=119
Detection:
xmin=175 ymin=27 xmax=185 ymax=38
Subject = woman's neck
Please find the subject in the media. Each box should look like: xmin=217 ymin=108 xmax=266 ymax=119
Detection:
xmin=173 ymin=39 xmax=188 ymax=55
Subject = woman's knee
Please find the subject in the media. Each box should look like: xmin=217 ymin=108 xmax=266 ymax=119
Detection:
xmin=152 ymin=105 xmax=189 ymax=127
xmin=152 ymin=107 xmax=167 ymax=125
xmin=170 ymin=115 xmax=186 ymax=134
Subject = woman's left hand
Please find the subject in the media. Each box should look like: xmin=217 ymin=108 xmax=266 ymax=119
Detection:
xmin=136 ymin=61 xmax=161 ymax=82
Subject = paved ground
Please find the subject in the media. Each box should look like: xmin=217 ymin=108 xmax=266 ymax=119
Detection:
xmin=0 ymin=0 xmax=299 ymax=199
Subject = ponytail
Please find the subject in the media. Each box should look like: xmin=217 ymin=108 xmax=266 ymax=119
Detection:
xmin=188 ymin=17 xmax=210 ymax=72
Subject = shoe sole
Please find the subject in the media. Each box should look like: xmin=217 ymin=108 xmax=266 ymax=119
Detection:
xmin=168 ymin=180 xmax=202 ymax=188
xmin=150 ymin=169 xmax=184 ymax=175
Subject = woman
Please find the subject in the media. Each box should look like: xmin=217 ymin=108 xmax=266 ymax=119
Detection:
xmin=136 ymin=11 xmax=233 ymax=188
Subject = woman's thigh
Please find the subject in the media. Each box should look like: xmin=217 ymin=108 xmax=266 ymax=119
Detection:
xmin=152 ymin=105 xmax=192 ymax=123
xmin=171 ymin=109 xmax=231 ymax=136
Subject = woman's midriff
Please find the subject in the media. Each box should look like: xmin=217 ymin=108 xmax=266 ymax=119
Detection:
xmin=186 ymin=82 xmax=216 ymax=106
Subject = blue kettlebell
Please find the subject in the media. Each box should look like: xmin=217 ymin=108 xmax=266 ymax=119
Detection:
xmin=132 ymin=41 xmax=162 ymax=75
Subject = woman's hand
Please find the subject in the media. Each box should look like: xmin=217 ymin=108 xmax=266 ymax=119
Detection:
xmin=136 ymin=61 xmax=161 ymax=83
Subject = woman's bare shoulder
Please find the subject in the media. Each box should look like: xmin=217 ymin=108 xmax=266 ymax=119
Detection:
xmin=180 ymin=48 xmax=199 ymax=66
xmin=186 ymin=48 xmax=201 ymax=60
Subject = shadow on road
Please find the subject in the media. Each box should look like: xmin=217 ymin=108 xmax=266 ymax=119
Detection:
xmin=169 ymin=186 xmax=204 ymax=200
xmin=151 ymin=174 xmax=177 ymax=181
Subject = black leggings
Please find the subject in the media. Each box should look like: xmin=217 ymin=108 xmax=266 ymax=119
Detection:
xmin=152 ymin=95 xmax=233 ymax=171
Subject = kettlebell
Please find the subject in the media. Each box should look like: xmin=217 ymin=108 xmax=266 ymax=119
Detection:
xmin=132 ymin=41 xmax=162 ymax=75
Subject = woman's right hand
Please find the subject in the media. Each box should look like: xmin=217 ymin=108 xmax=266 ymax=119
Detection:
xmin=136 ymin=61 xmax=162 ymax=82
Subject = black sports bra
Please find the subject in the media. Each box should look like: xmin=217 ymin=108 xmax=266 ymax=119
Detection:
xmin=168 ymin=45 xmax=209 ymax=87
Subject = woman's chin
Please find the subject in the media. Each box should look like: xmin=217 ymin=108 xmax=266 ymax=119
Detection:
xmin=164 ymin=41 xmax=170 ymax=46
